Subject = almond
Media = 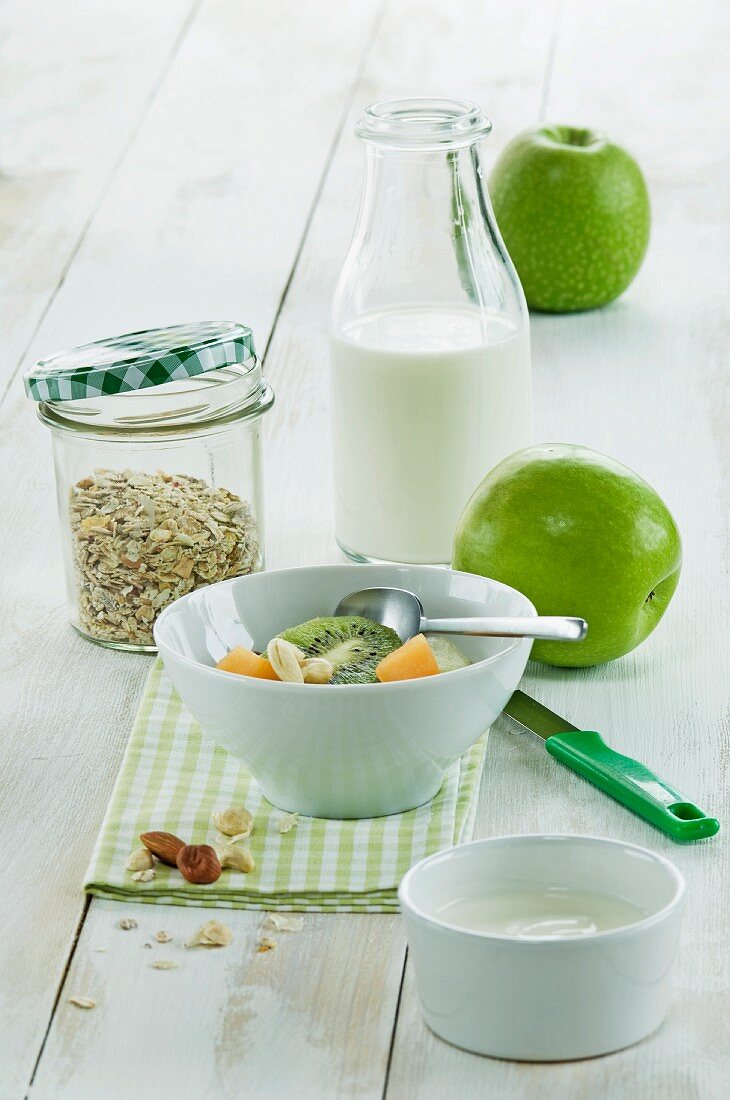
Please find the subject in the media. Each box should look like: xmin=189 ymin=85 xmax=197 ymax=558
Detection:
xmin=176 ymin=844 xmax=222 ymax=884
xmin=267 ymin=638 xmax=305 ymax=683
xmin=140 ymin=831 xmax=185 ymax=866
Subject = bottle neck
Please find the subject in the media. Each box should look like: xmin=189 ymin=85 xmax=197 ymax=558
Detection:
xmin=348 ymin=142 xmax=501 ymax=314
xmin=332 ymin=102 xmax=527 ymax=333
xmin=358 ymin=142 xmax=483 ymax=228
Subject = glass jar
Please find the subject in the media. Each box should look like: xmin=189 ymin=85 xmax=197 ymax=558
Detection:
xmin=330 ymin=98 xmax=531 ymax=565
xmin=25 ymin=322 xmax=273 ymax=652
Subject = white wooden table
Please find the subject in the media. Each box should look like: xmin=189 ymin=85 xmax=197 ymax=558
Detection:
xmin=1 ymin=1 xmax=727 ymax=1096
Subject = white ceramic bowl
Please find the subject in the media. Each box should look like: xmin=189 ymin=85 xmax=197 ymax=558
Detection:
xmin=399 ymin=834 xmax=685 ymax=1061
xmin=153 ymin=564 xmax=535 ymax=818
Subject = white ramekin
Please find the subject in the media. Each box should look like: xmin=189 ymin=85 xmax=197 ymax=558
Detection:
xmin=399 ymin=834 xmax=685 ymax=1061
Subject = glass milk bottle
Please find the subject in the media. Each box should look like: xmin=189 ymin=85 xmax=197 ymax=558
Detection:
xmin=330 ymin=98 xmax=531 ymax=564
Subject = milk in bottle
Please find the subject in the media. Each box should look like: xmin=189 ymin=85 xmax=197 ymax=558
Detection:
xmin=330 ymin=99 xmax=531 ymax=563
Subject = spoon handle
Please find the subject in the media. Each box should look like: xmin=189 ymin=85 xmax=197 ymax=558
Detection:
xmin=421 ymin=616 xmax=588 ymax=642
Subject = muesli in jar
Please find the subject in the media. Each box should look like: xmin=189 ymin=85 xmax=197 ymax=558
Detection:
xmin=70 ymin=468 xmax=259 ymax=646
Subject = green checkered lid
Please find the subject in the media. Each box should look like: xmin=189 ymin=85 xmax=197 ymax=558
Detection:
xmin=24 ymin=322 xmax=256 ymax=403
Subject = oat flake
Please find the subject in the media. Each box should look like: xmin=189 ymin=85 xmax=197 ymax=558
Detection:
xmin=277 ymin=813 xmax=300 ymax=834
xmin=264 ymin=913 xmax=304 ymax=933
xmin=132 ymin=868 xmax=156 ymax=883
xmin=185 ymin=920 xmax=233 ymax=948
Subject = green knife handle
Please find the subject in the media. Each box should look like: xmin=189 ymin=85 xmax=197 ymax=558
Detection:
xmin=544 ymin=730 xmax=720 ymax=842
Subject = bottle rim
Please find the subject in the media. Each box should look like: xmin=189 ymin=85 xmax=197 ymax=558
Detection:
xmin=355 ymin=98 xmax=492 ymax=149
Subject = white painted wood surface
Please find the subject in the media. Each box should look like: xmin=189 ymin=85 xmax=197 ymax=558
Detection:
xmin=0 ymin=1 xmax=383 ymax=1095
xmin=0 ymin=0 xmax=727 ymax=1097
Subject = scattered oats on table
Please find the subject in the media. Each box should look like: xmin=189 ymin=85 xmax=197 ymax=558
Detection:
xmin=185 ymin=920 xmax=233 ymax=948
xmin=69 ymin=469 xmax=259 ymax=646
xmin=263 ymin=913 xmax=304 ymax=933
xmin=117 ymin=918 xmax=138 ymax=931
xmin=68 ymin=996 xmax=96 ymax=1009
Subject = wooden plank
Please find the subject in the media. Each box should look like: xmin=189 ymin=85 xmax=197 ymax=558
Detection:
xmin=0 ymin=5 xmax=202 ymax=1094
xmin=0 ymin=0 xmax=200 ymax=397
xmin=31 ymin=901 xmax=405 ymax=1100
xmin=386 ymin=0 xmax=730 ymax=1095
xmin=0 ymin=2 xmax=382 ymax=1096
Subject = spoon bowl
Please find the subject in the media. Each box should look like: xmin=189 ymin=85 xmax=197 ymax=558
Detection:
xmin=335 ymin=586 xmax=587 ymax=644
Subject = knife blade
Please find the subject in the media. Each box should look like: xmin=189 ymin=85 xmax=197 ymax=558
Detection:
xmin=502 ymin=690 xmax=720 ymax=842
xmin=503 ymin=689 xmax=580 ymax=739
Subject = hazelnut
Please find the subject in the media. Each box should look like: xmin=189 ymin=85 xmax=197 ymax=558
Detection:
xmin=176 ymin=844 xmax=222 ymax=885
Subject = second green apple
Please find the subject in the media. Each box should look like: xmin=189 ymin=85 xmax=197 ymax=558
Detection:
xmin=452 ymin=444 xmax=681 ymax=667
xmin=490 ymin=126 xmax=650 ymax=312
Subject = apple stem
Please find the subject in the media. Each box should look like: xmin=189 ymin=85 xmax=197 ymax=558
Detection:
xmin=542 ymin=125 xmax=600 ymax=148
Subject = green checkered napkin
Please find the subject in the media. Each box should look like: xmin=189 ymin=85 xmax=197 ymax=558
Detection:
xmin=85 ymin=661 xmax=488 ymax=912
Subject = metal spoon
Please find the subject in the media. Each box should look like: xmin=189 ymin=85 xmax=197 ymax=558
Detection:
xmin=334 ymin=587 xmax=587 ymax=643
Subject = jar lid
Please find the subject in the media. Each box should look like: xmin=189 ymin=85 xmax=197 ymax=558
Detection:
xmin=24 ymin=321 xmax=256 ymax=403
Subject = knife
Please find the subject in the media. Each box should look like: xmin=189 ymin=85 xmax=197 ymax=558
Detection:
xmin=503 ymin=690 xmax=720 ymax=842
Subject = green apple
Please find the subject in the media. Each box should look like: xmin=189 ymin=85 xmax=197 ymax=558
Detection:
xmin=490 ymin=126 xmax=650 ymax=312
xmin=452 ymin=444 xmax=681 ymax=667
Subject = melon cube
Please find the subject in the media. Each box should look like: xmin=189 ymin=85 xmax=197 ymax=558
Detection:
xmin=216 ymin=646 xmax=279 ymax=680
xmin=375 ymin=634 xmax=440 ymax=683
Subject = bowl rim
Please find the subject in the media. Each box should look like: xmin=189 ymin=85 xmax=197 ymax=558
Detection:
xmin=398 ymin=833 xmax=686 ymax=943
xmin=153 ymin=563 xmax=537 ymax=693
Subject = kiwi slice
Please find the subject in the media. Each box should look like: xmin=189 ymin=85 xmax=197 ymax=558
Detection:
xmin=427 ymin=636 xmax=470 ymax=673
xmin=278 ymin=616 xmax=401 ymax=685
